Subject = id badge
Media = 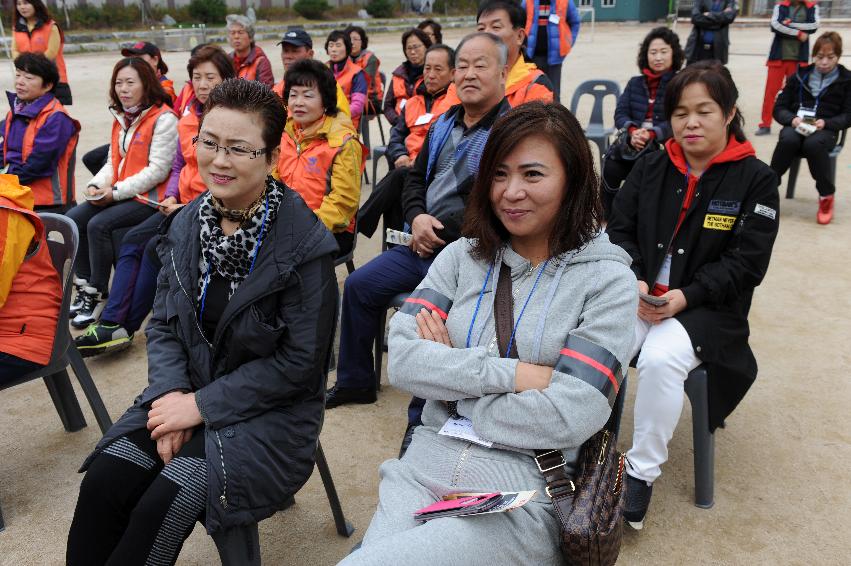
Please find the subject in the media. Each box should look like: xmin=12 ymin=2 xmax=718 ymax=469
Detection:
xmin=414 ymin=112 xmax=434 ymax=126
xmin=548 ymin=13 xmax=560 ymax=25
xmin=656 ymin=253 xmax=672 ymax=288
xmin=797 ymin=106 xmax=817 ymax=124
xmin=438 ymin=415 xmax=493 ymax=448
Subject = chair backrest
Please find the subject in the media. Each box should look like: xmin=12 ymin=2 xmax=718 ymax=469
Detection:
xmin=38 ymin=213 xmax=79 ymax=363
xmin=569 ymin=80 xmax=622 ymax=129
xmin=835 ymin=129 xmax=847 ymax=153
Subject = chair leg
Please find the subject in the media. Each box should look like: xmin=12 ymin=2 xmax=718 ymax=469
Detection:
xmin=684 ymin=366 xmax=715 ymax=509
xmin=786 ymin=157 xmax=801 ymax=199
xmin=374 ymin=309 xmax=387 ymax=392
xmin=67 ymin=345 xmax=113 ymax=434
xmin=315 ymin=441 xmax=355 ymax=537
xmin=829 ymin=154 xmax=838 ymax=188
xmin=346 ymin=260 xmax=356 ymax=275
xmin=43 ymin=368 xmax=87 ymax=432
xmin=211 ymin=523 xmax=261 ymax=566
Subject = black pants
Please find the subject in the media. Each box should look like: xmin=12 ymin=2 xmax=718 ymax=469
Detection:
xmin=356 ymin=166 xmax=408 ymax=238
xmin=66 ymin=200 xmax=157 ymax=293
xmin=601 ymin=157 xmax=636 ymax=221
xmin=770 ymin=126 xmax=838 ymax=196
xmin=83 ymin=144 xmax=110 ymax=177
xmin=67 ymin=427 xmax=207 ymax=566
xmin=335 ymin=230 xmax=354 ymax=258
xmin=0 ymin=351 xmax=41 ymax=384
xmin=533 ymin=53 xmax=562 ymax=102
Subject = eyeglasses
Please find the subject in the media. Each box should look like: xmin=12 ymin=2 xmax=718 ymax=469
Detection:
xmin=193 ymin=136 xmax=268 ymax=160
xmin=405 ymin=43 xmax=426 ymax=53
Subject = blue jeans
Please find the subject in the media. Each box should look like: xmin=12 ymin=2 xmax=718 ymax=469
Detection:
xmin=336 ymin=245 xmax=434 ymax=391
xmin=0 ymin=351 xmax=41 ymax=385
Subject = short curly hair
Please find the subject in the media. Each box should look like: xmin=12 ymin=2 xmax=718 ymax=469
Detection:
xmin=637 ymin=27 xmax=684 ymax=72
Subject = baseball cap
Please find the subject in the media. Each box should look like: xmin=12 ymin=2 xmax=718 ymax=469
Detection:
xmin=278 ymin=28 xmax=313 ymax=49
xmin=121 ymin=41 xmax=162 ymax=59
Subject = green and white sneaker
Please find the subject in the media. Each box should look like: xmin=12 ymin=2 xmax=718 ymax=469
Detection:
xmin=74 ymin=322 xmax=133 ymax=358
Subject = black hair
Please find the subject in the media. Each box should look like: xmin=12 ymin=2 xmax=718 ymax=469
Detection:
xmin=425 ymin=44 xmax=455 ymax=67
xmin=345 ymin=25 xmax=368 ymax=50
xmin=187 ymin=44 xmax=236 ymax=82
xmin=417 ymin=19 xmax=443 ymax=44
xmin=637 ymin=27 xmax=685 ymax=72
xmin=202 ymin=79 xmax=287 ymax=164
xmin=13 ymin=0 xmax=51 ymax=26
xmin=14 ymin=52 xmax=59 ymax=92
xmin=325 ymin=29 xmax=352 ymax=58
xmin=477 ymin=0 xmax=526 ymax=29
xmin=401 ymin=28 xmax=433 ymax=53
xmin=664 ymin=60 xmax=746 ymax=143
xmin=283 ymin=58 xmax=339 ymax=117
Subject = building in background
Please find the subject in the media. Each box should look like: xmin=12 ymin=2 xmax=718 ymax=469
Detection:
xmin=575 ymin=0 xmax=669 ymax=22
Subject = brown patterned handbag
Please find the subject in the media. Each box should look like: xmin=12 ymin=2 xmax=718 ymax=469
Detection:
xmin=493 ymin=262 xmax=626 ymax=565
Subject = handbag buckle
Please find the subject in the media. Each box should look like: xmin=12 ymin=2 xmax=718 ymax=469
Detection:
xmin=535 ymin=450 xmax=566 ymax=473
xmin=546 ymin=481 xmax=575 ymax=498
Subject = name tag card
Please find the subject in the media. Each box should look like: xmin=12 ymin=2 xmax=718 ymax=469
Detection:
xmin=549 ymin=13 xmax=560 ymax=25
xmin=414 ymin=113 xmax=434 ymax=126
xmin=439 ymin=415 xmax=493 ymax=448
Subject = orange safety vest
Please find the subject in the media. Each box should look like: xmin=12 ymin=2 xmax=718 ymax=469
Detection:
xmin=3 ymin=98 xmax=80 ymax=207
xmin=14 ymin=20 xmax=68 ymax=84
xmin=0 ymin=196 xmax=61 ymax=365
xmin=277 ymin=121 xmax=364 ymax=233
xmin=331 ymin=59 xmax=363 ymax=130
xmin=392 ymin=74 xmax=423 ymax=115
xmin=176 ymin=109 xmax=206 ymax=205
xmin=505 ymin=67 xmax=554 ymax=107
xmin=525 ymin=0 xmax=573 ymax=59
xmin=173 ymin=82 xmax=195 ymax=115
xmin=160 ymin=76 xmax=176 ymax=103
xmin=353 ymin=50 xmax=385 ymax=102
xmin=235 ymin=47 xmax=267 ymax=81
xmin=403 ymin=84 xmax=460 ymax=161
xmin=110 ymin=104 xmax=175 ymax=207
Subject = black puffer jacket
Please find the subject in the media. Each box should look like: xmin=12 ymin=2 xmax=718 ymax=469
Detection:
xmin=614 ymin=71 xmax=676 ymax=142
xmin=774 ymin=64 xmax=851 ymax=132
xmin=81 ymin=181 xmax=339 ymax=533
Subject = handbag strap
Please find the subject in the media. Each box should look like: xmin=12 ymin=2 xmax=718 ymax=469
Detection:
xmin=492 ymin=261 xmax=577 ymax=499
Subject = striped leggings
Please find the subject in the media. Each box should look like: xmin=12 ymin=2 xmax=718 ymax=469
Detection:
xmin=67 ymin=427 xmax=207 ymax=566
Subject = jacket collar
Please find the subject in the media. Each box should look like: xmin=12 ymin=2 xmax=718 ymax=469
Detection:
xmin=285 ymin=113 xmax=358 ymax=149
xmin=6 ymin=91 xmax=54 ymax=118
xmin=451 ymin=97 xmax=511 ymax=131
xmin=506 ymin=57 xmax=540 ymax=93
xmin=665 ymin=136 xmax=756 ymax=177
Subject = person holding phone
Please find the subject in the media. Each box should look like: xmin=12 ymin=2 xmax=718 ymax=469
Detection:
xmin=66 ymin=57 xmax=177 ymax=329
xmin=75 ymin=46 xmax=235 ymax=357
xmin=607 ymin=61 xmax=779 ymax=531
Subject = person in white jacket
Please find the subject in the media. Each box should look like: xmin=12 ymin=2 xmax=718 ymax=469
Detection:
xmin=341 ymin=102 xmax=636 ymax=565
xmin=67 ymin=57 xmax=178 ymax=328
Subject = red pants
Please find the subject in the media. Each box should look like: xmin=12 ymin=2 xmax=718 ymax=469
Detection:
xmin=760 ymin=60 xmax=802 ymax=128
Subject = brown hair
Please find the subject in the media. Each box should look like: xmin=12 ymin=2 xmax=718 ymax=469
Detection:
xmin=463 ymin=102 xmax=601 ymax=262
xmin=186 ymin=44 xmax=236 ymax=82
xmin=108 ymin=57 xmax=172 ymax=111
xmin=664 ymin=60 xmax=746 ymax=143
xmin=812 ymin=31 xmax=843 ymax=59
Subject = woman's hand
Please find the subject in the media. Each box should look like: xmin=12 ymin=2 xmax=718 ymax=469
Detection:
xmin=415 ymin=309 xmax=452 ymax=347
xmin=86 ymin=185 xmax=114 ymax=207
xmin=815 ymin=119 xmax=826 ymax=130
xmin=147 ymin=391 xmax=203 ymax=440
xmin=394 ymin=155 xmax=412 ymax=168
xmin=156 ymin=428 xmax=194 ymax=464
xmin=791 ymin=117 xmax=803 ymax=128
xmin=630 ymin=129 xmax=649 ymax=150
xmin=638 ymin=289 xmax=688 ymax=324
xmin=159 ymin=196 xmax=184 ymax=216
xmin=515 ymin=362 xmax=553 ymax=392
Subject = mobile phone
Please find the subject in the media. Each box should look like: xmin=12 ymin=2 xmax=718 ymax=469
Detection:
xmin=639 ymin=292 xmax=669 ymax=306
xmin=84 ymin=189 xmax=107 ymax=201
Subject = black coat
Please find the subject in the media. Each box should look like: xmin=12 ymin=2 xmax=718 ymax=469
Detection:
xmin=685 ymin=0 xmax=737 ymax=65
xmin=614 ymin=71 xmax=676 ymax=142
xmin=774 ymin=64 xmax=851 ymax=132
xmin=607 ymin=149 xmax=779 ymax=430
xmin=81 ymin=183 xmax=339 ymax=533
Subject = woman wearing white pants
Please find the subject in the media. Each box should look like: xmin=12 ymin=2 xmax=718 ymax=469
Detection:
xmin=607 ymin=61 xmax=780 ymax=530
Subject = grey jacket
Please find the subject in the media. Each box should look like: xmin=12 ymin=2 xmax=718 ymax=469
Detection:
xmin=388 ymin=235 xmax=637 ymax=471
xmin=81 ymin=183 xmax=339 ymax=533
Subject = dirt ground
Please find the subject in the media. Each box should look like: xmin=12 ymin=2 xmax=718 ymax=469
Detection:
xmin=0 ymin=22 xmax=849 ymax=566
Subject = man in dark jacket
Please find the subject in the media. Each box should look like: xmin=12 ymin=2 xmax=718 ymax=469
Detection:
xmin=685 ymin=0 xmax=738 ymax=65
xmin=756 ymin=0 xmax=819 ymax=135
xmin=329 ymin=33 xmax=510 ymax=417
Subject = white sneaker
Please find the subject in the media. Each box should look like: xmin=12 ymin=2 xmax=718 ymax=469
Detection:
xmin=69 ymin=277 xmax=88 ymax=318
xmin=71 ymin=286 xmax=106 ymax=329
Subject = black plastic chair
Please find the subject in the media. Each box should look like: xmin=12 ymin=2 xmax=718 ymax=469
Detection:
xmin=373 ymin=292 xmax=410 ymax=392
xmin=360 ymin=72 xmax=388 ymax=186
xmin=0 ymin=213 xmax=114 ymax=532
xmin=684 ymin=365 xmax=715 ymax=509
xmin=569 ymin=80 xmax=621 ymax=160
xmin=785 ymin=128 xmax=847 ymax=199
xmin=333 ymin=217 xmax=358 ymax=276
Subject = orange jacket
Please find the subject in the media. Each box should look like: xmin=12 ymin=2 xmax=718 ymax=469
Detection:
xmin=0 ymin=177 xmax=61 ymax=365
xmin=392 ymin=73 xmax=423 ymax=115
xmin=176 ymin=110 xmax=206 ymax=204
xmin=332 ymin=59 xmax=363 ymax=131
xmin=505 ymin=58 xmax=554 ymax=107
xmin=160 ymin=75 xmax=176 ymax=103
xmin=110 ymin=104 xmax=175 ymax=206
xmin=353 ymin=50 xmax=384 ymax=103
xmin=403 ymin=84 xmax=460 ymax=161
xmin=14 ymin=20 xmax=68 ymax=84
xmin=273 ymin=79 xmax=352 ymax=117
xmin=3 ymin=97 xmax=80 ymax=207
xmin=173 ymin=82 xmax=195 ymax=115
xmin=277 ymin=114 xmax=364 ymax=233
xmin=524 ymin=0 xmax=575 ymax=63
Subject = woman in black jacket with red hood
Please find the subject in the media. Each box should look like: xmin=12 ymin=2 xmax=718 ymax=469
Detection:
xmin=770 ymin=31 xmax=851 ymax=225
xmin=607 ymin=61 xmax=780 ymax=531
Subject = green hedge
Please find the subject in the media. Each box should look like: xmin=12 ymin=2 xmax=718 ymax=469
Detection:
xmin=293 ymin=0 xmax=331 ymax=20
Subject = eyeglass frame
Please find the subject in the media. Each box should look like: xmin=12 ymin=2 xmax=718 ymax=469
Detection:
xmin=192 ymin=136 xmax=269 ymax=160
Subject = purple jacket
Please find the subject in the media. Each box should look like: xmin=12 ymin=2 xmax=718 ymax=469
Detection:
xmin=0 ymin=91 xmax=77 ymax=185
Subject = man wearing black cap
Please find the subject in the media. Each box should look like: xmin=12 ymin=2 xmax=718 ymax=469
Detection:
xmin=121 ymin=41 xmax=175 ymax=102
xmin=272 ymin=27 xmax=352 ymax=117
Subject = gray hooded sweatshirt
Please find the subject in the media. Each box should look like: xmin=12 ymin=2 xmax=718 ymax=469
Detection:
xmin=388 ymin=234 xmax=638 ymax=471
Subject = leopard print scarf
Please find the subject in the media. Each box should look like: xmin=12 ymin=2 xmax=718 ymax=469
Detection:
xmin=197 ymin=177 xmax=283 ymax=301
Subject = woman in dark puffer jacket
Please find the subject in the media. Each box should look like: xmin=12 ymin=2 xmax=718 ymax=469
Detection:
xmin=602 ymin=27 xmax=684 ymax=219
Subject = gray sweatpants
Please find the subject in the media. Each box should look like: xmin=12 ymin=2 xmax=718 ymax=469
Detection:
xmin=339 ymin=427 xmax=565 ymax=565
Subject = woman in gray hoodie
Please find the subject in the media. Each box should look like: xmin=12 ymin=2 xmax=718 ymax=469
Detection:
xmin=340 ymin=102 xmax=637 ymax=565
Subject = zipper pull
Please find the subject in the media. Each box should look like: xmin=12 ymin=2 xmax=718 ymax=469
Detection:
xmin=220 ymin=494 xmax=228 ymax=509
xmin=598 ymin=430 xmax=610 ymax=464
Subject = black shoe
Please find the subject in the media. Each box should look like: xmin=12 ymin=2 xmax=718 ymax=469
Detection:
xmin=624 ymin=474 xmax=653 ymax=530
xmin=398 ymin=423 xmax=418 ymax=459
xmin=75 ymin=322 xmax=133 ymax=357
xmin=754 ymin=126 xmax=771 ymax=136
xmin=325 ymin=385 xmax=377 ymax=409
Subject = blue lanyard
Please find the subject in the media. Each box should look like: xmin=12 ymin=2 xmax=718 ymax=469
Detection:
xmin=799 ymin=78 xmax=822 ymax=112
xmin=465 ymin=259 xmax=550 ymax=356
xmin=199 ymin=194 xmax=269 ymax=324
